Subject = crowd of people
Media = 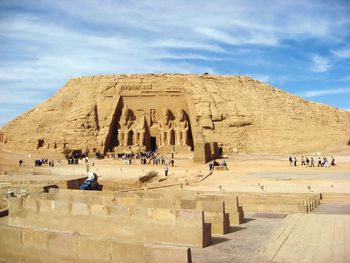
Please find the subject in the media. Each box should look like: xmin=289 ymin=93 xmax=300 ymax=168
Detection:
xmin=67 ymin=157 xmax=79 ymax=165
xmin=109 ymin=151 xmax=177 ymax=177
xmin=288 ymin=156 xmax=335 ymax=167
xmin=34 ymin=158 xmax=48 ymax=166
xmin=18 ymin=157 xmax=55 ymax=167
xmin=111 ymin=151 xmax=176 ymax=167
xmin=67 ymin=153 xmax=90 ymax=165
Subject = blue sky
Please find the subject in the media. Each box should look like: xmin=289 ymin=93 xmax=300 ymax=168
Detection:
xmin=1 ymin=0 xmax=350 ymax=127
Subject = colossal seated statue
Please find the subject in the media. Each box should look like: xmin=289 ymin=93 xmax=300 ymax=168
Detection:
xmin=174 ymin=108 xmax=189 ymax=146
xmin=133 ymin=113 xmax=147 ymax=146
xmin=117 ymin=105 xmax=133 ymax=146
xmin=158 ymin=108 xmax=173 ymax=146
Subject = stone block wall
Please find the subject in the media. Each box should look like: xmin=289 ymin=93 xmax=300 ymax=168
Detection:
xmin=8 ymin=197 xmax=212 ymax=248
xmin=0 ymin=224 xmax=192 ymax=263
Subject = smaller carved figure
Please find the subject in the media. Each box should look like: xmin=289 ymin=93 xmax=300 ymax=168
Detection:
xmin=150 ymin=109 xmax=156 ymax=126
xmin=174 ymin=108 xmax=189 ymax=146
xmin=117 ymin=105 xmax=133 ymax=146
xmin=158 ymin=108 xmax=173 ymax=146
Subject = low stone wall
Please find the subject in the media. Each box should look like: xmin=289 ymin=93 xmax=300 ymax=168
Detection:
xmin=39 ymin=191 xmax=229 ymax=235
xmin=178 ymin=199 xmax=230 ymax=234
xmin=44 ymin=188 xmax=320 ymax=215
xmin=228 ymin=192 xmax=321 ymax=213
xmin=8 ymin=197 xmax=212 ymax=248
xmin=115 ymin=191 xmax=244 ymax=225
xmin=140 ymin=190 xmax=320 ymax=214
xmin=0 ymin=223 xmax=192 ymax=263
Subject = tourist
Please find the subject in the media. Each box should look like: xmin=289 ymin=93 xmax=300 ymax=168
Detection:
xmin=208 ymin=161 xmax=213 ymax=171
xmin=323 ymin=157 xmax=329 ymax=168
xmin=80 ymin=172 xmax=100 ymax=190
xmin=306 ymin=157 xmax=310 ymax=167
xmin=170 ymin=159 xmax=174 ymax=167
xmin=289 ymin=156 xmax=293 ymax=166
xmin=331 ymin=156 xmax=336 ymax=166
xmin=34 ymin=159 xmax=42 ymax=166
xmin=301 ymin=156 xmax=305 ymax=166
xmin=310 ymin=157 xmax=315 ymax=167
xmin=317 ymin=157 xmax=322 ymax=167
xmin=164 ymin=164 xmax=169 ymax=177
xmin=222 ymin=160 xmax=228 ymax=170
xmin=19 ymin=160 xmax=23 ymax=166
xmin=293 ymin=157 xmax=297 ymax=166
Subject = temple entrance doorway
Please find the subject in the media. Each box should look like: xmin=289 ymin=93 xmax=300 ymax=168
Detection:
xmin=150 ymin=136 xmax=157 ymax=152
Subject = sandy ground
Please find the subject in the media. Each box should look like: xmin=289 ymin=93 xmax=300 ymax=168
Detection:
xmin=1 ymin=148 xmax=350 ymax=262
xmin=1 ymin=149 xmax=350 ymax=193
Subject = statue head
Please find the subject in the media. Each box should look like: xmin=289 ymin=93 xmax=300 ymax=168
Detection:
xmin=121 ymin=104 xmax=131 ymax=125
xmin=176 ymin=108 xmax=186 ymax=121
xmin=162 ymin=108 xmax=170 ymax=122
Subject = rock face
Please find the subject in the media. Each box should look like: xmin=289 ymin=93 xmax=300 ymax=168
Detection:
xmin=0 ymin=74 xmax=349 ymax=155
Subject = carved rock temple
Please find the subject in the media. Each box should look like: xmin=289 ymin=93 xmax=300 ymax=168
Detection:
xmin=114 ymin=103 xmax=192 ymax=153
xmin=110 ymin=87 xmax=193 ymax=155
xmin=1 ymin=74 xmax=350 ymax=160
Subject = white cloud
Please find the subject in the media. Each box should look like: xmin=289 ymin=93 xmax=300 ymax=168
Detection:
xmin=157 ymin=53 xmax=223 ymax=61
xmin=303 ymin=88 xmax=350 ymax=98
xmin=311 ymin=55 xmax=331 ymax=73
xmin=0 ymin=0 xmax=350 ymax=126
xmin=195 ymin=27 xmax=278 ymax=46
xmin=331 ymin=48 xmax=350 ymax=58
xmin=149 ymin=39 xmax=225 ymax=52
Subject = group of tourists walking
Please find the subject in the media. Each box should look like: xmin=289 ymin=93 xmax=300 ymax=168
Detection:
xmin=288 ymin=156 xmax=335 ymax=167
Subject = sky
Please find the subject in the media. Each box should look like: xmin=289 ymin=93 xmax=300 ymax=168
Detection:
xmin=0 ymin=0 xmax=350 ymax=127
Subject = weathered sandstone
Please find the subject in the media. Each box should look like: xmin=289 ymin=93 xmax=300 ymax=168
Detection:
xmin=1 ymin=74 xmax=349 ymax=155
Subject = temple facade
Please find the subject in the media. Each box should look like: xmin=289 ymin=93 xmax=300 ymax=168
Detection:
xmin=110 ymin=100 xmax=193 ymax=153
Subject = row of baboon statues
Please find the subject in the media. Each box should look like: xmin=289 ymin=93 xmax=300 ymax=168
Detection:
xmin=117 ymin=105 xmax=189 ymax=147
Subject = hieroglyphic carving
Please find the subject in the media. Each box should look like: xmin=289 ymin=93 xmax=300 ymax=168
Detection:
xmin=120 ymin=85 xmax=152 ymax=91
xmin=150 ymin=109 xmax=156 ymax=126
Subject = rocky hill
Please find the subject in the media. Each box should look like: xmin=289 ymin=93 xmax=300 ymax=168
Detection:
xmin=1 ymin=74 xmax=349 ymax=154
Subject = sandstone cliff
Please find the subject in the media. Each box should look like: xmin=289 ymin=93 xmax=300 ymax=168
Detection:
xmin=1 ymin=74 xmax=349 ymax=154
